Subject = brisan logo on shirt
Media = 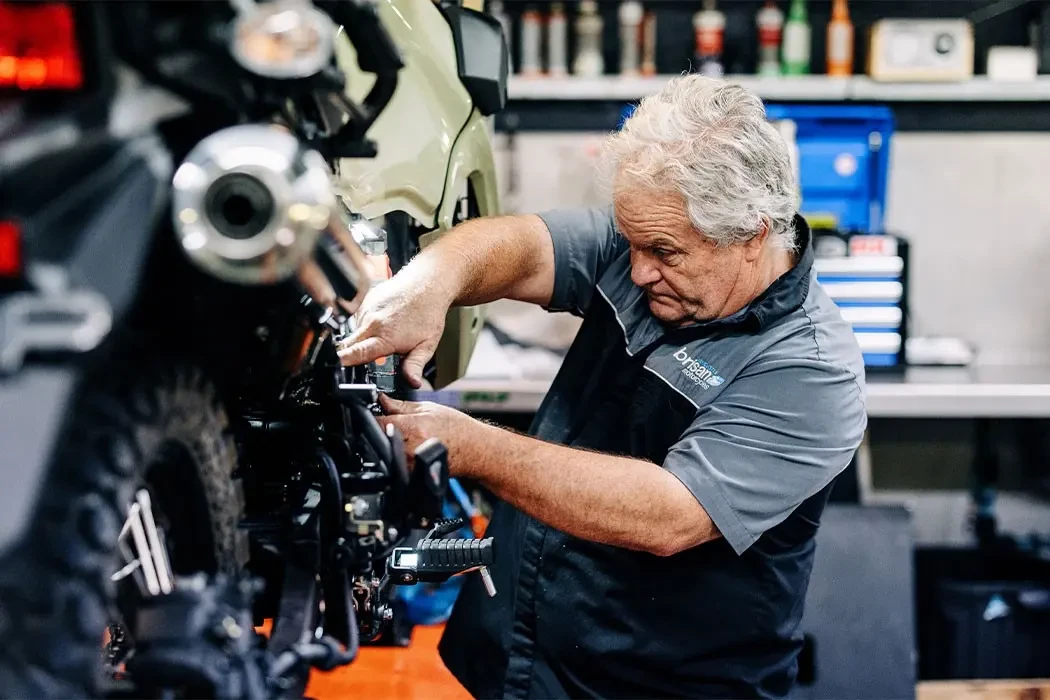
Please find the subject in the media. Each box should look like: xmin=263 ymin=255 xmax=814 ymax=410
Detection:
xmin=673 ymin=347 xmax=725 ymax=389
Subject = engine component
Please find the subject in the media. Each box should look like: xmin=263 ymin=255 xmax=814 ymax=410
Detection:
xmin=231 ymin=0 xmax=337 ymax=80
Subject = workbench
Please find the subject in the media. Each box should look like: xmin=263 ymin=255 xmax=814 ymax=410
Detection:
xmin=419 ymin=364 xmax=1050 ymax=547
xmin=420 ymin=365 xmax=1050 ymax=419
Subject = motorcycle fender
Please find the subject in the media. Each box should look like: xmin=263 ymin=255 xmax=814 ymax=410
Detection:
xmin=419 ymin=112 xmax=500 ymax=388
xmin=0 ymin=367 xmax=78 ymax=556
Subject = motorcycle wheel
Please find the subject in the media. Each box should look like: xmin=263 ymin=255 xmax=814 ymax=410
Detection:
xmin=0 ymin=351 xmax=248 ymax=698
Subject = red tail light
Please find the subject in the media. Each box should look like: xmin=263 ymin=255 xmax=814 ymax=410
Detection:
xmin=0 ymin=2 xmax=84 ymax=90
xmin=0 ymin=221 xmax=22 ymax=278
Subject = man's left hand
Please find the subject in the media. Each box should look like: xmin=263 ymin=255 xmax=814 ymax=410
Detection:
xmin=377 ymin=394 xmax=482 ymax=475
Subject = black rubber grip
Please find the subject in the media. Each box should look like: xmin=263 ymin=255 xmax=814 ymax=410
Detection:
xmin=417 ymin=537 xmax=495 ymax=574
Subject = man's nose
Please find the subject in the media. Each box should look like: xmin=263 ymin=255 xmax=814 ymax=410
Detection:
xmin=630 ymin=253 xmax=661 ymax=288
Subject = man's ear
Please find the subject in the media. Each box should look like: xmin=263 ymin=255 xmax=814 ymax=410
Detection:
xmin=743 ymin=218 xmax=770 ymax=262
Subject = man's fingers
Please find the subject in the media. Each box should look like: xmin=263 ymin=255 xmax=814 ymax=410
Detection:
xmin=337 ymin=336 xmax=390 ymax=367
xmin=378 ymin=393 xmax=427 ymax=415
xmin=401 ymin=343 xmax=436 ymax=389
xmin=378 ymin=393 xmax=407 ymax=414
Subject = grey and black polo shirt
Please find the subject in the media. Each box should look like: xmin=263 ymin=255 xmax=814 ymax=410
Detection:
xmin=439 ymin=205 xmax=867 ymax=699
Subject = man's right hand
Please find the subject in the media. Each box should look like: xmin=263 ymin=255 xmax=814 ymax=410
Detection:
xmin=336 ymin=272 xmax=450 ymax=389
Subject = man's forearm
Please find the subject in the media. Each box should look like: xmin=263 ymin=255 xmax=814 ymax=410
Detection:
xmin=455 ymin=422 xmax=720 ymax=556
xmin=397 ymin=214 xmax=556 ymax=308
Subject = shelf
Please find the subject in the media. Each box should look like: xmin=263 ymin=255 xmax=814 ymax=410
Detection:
xmin=507 ymin=74 xmax=1050 ymax=102
xmin=498 ymin=74 xmax=1050 ymax=131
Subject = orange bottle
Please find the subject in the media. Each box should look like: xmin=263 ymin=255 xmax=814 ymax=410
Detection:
xmin=825 ymin=0 xmax=853 ymax=76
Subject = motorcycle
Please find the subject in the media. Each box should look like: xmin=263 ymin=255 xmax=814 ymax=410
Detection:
xmin=0 ymin=0 xmax=507 ymax=697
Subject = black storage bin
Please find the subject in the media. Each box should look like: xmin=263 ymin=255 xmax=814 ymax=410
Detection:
xmin=929 ymin=580 xmax=1050 ymax=679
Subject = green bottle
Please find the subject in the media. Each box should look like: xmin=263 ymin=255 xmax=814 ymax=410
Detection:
xmin=781 ymin=0 xmax=811 ymax=75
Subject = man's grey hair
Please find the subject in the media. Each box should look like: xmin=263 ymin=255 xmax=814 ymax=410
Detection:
xmin=600 ymin=74 xmax=800 ymax=250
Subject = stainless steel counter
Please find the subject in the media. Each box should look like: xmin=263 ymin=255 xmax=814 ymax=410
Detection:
xmin=425 ymin=366 xmax=1050 ymax=418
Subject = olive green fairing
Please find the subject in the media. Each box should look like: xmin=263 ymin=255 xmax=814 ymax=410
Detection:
xmin=421 ymin=113 xmax=500 ymax=389
xmin=333 ymin=0 xmax=500 ymax=389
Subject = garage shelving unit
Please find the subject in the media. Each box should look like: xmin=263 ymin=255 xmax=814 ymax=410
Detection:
xmin=493 ymin=0 xmax=1050 ymax=131
xmin=497 ymin=74 xmax=1050 ymax=131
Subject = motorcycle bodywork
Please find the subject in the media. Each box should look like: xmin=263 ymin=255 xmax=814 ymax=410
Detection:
xmin=0 ymin=125 xmax=172 ymax=554
xmin=334 ymin=0 xmax=503 ymax=387
xmin=0 ymin=0 xmax=508 ymax=694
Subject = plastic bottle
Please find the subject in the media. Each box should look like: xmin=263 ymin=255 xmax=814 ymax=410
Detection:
xmin=520 ymin=5 xmax=543 ymax=76
xmin=619 ymin=1 xmax=643 ymax=76
xmin=825 ymin=0 xmax=853 ymax=76
xmin=693 ymin=0 xmax=726 ymax=79
xmin=641 ymin=9 xmax=657 ymax=76
xmin=781 ymin=0 xmax=810 ymax=75
xmin=489 ymin=0 xmax=514 ymax=74
xmin=573 ymin=0 xmax=604 ymax=77
xmin=756 ymin=0 xmax=784 ymax=76
xmin=547 ymin=2 xmax=568 ymax=76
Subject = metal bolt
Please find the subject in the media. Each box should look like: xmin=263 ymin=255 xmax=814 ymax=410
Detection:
xmin=349 ymin=496 xmax=369 ymax=517
xmin=222 ymin=616 xmax=243 ymax=639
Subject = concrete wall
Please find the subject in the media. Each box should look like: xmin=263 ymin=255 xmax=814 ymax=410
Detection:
xmin=492 ymin=131 xmax=1050 ymax=366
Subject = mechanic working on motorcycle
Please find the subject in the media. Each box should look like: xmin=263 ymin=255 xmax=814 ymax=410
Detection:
xmin=339 ymin=75 xmax=867 ymax=699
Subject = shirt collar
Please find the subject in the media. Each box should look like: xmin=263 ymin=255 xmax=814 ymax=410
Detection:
xmin=597 ymin=214 xmax=815 ymax=355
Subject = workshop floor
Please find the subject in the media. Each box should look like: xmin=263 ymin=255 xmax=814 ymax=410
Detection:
xmin=305 ymin=624 xmax=470 ymax=700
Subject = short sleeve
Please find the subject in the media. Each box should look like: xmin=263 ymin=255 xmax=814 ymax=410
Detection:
xmin=663 ymin=358 xmax=867 ymax=555
xmin=537 ymin=206 xmax=627 ymax=316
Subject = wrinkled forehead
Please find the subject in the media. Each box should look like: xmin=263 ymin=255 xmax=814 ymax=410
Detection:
xmin=613 ymin=187 xmax=699 ymax=247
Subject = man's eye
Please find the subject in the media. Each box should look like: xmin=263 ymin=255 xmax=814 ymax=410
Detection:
xmin=653 ymin=248 xmax=674 ymax=258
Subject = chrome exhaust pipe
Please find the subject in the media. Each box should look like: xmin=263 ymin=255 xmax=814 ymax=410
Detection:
xmin=171 ymin=124 xmax=371 ymax=314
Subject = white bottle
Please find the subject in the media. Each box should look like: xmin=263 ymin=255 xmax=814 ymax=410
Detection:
xmin=547 ymin=2 xmax=569 ymax=76
xmin=573 ymin=0 xmax=604 ymax=77
xmin=619 ymin=1 xmax=644 ymax=76
xmin=520 ymin=5 xmax=543 ymax=77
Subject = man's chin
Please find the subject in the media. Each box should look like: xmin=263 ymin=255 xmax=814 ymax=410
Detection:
xmin=647 ymin=297 xmax=687 ymax=324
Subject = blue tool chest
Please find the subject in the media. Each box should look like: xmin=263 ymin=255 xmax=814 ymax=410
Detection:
xmin=764 ymin=104 xmax=894 ymax=234
xmin=765 ymin=104 xmax=905 ymax=369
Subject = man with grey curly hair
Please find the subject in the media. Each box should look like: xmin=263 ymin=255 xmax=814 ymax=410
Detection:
xmin=341 ymin=75 xmax=867 ymax=699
